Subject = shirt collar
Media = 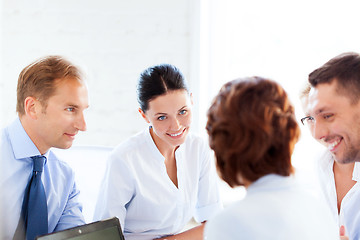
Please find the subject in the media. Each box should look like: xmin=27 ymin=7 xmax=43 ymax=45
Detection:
xmin=145 ymin=126 xmax=185 ymax=161
xmin=145 ymin=127 xmax=165 ymax=161
xmin=320 ymin=150 xmax=359 ymax=182
xmin=246 ymin=174 xmax=294 ymax=194
xmin=8 ymin=117 xmax=48 ymax=162
xmin=353 ymin=162 xmax=360 ymax=181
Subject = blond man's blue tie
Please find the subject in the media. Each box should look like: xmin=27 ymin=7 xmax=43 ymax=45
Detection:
xmin=20 ymin=155 xmax=48 ymax=240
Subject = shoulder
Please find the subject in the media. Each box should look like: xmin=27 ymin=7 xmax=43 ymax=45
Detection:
xmin=181 ymin=133 xmax=214 ymax=166
xmin=108 ymin=129 xmax=150 ymax=166
xmin=1 ymin=121 xmax=16 ymax=154
xmin=115 ymin=130 xmax=148 ymax=151
xmin=47 ymin=150 xmax=76 ymax=177
xmin=205 ymin=202 xmax=247 ymax=235
xmin=0 ymin=127 xmax=10 ymax=152
xmin=0 ymin=125 xmax=7 ymax=139
xmin=185 ymin=132 xmax=207 ymax=144
xmin=183 ymin=132 xmax=210 ymax=152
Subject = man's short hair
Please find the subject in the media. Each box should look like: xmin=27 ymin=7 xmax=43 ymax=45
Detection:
xmin=309 ymin=52 xmax=360 ymax=104
xmin=16 ymin=55 xmax=83 ymax=115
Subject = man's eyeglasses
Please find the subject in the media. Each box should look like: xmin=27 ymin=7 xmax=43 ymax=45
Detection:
xmin=300 ymin=116 xmax=315 ymax=126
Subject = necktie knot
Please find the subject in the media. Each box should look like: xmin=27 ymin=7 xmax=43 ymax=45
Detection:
xmin=31 ymin=155 xmax=46 ymax=173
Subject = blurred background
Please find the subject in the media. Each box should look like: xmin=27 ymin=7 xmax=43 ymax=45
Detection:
xmin=1 ymin=0 xmax=360 ymax=221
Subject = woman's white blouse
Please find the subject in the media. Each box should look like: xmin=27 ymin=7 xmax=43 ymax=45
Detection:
xmin=204 ymin=174 xmax=339 ymax=240
xmin=93 ymin=128 xmax=222 ymax=240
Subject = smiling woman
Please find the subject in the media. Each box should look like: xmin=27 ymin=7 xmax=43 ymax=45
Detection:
xmin=139 ymin=90 xmax=192 ymax=161
xmin=93 ymin=63 xmax=222 ymax=240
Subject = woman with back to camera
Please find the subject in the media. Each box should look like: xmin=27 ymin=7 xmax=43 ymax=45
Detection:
xmin=204 ymin=77 xmax=340 ymax=240
xmin=93 ymin=64 xmax=222 ymax=240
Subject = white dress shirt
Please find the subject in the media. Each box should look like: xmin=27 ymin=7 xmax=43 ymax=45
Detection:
xmin=0 ymin=118 xmax=85 ymax=240
xmin=317 ymin=150 xmax=360 ymax=240
xmin=204 ymin=174 xmax=339 ymax=240
xmin=93 ymin=128 xmax=222 ymax=240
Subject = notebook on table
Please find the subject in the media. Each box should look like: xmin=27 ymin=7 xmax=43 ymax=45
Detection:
xmin=35 ymin=217 xmax=125 ymax=240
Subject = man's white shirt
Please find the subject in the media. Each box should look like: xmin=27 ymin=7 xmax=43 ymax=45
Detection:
xmin=317 ymin=150 xmax=360 ymax=240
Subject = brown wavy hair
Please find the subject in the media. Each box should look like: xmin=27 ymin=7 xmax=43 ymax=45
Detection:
xmin=206 ymin=77 xmax=300 ymax=187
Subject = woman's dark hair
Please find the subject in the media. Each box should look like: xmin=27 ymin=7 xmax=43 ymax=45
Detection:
xmin=206 ymin=77 xmax=300 ymax=187
xmin=137 ymin=64 xmax=189 ymax=112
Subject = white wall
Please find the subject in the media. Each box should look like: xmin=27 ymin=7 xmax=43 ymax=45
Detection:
xmin=0 ymin=0 xmax=202 ymax=147
xmin=199 ymin=0 xmax=360 ymax=193
xmin=0 ymin=0 xmax=246 ymax=220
